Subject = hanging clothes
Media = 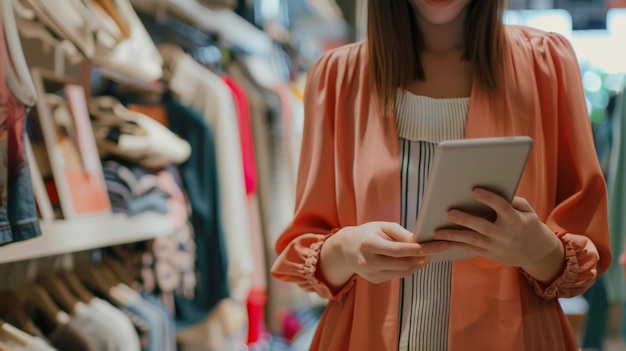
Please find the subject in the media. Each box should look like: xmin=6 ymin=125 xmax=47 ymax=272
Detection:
xmin=167 ymin=54 xmax=255 ymax=348
xmin=582 ymin=88 xmax=626 ymax=349
xmin=606 ymin=90 xmax=626 ymax=303
xmin=162 ymin=97 xmax=230 ymax=328
xmin=96 ymin=83 xmax=232 ymax=334
xmin=169 ymin=53 xmax=254 ymax=303
xmin=0 ymin=7 xmax=42 ymax=245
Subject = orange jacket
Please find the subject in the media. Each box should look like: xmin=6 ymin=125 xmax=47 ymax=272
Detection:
xmin=271 ymin=25 xmax=611 ymax=351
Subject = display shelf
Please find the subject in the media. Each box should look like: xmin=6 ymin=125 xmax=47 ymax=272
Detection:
xmin=0 ymin=212 xmax=174 ymax=264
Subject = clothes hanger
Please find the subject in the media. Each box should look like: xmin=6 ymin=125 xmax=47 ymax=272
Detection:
xmin=93 ymin=0 xmax=130 ymax=38
xmin=99 ymin=265 xmax=139 ymax=303
xmin=102 ymin=255 xmax=137 ymax=288
xmin=75 ymin=263 xmax=129 ymax=306
xmin=165 ymin=0 xmax=272 ymax=57
xmin=15 ymin=283 xmax=69 ymax=336
xmin=0 ymin=291 xmax=38 ymax=336
xmin=1 ymin=0 xmax=38 ymax=105
xmin=56 ymin=271 xmax=95 ymax=304
xmin=0 ymin=320 xmax=30 ymax=347
xmin=36 ymin=275 xmax=81 ymax=314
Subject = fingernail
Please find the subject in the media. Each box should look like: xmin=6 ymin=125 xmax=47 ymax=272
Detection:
xmin=415 ymin=257 xmax=428 ymax=265
xmin=474 ymin=188 xmax=486 ymax=198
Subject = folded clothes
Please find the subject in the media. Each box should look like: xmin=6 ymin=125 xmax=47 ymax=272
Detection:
xmin=89 ymin=96 xmax=191 ymax=170
xmin=102 ymin=159 xmax=170 ymax=215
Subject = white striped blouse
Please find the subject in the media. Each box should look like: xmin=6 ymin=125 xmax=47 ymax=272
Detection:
xmin=396 ymin=92 xmax=470 ymax=351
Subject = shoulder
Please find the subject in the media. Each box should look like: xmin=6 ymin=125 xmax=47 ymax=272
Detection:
xmin=312 ymin=41 xmax=367 ymax=69
xmin=504 ymin=25 xmax=579 ymax=69
xmin=306 ymin=41 xmax=368 ymax=88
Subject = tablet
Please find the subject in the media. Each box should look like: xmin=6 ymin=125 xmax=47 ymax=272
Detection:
xmin=413 ymin=136 xmax=533 ymax=262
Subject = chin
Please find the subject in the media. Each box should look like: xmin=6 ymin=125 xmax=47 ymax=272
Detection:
xmin=412 ymin=0 xmax=470 ymax=25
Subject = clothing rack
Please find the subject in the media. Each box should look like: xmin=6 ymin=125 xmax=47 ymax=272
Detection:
xmin=1 ymin=1 xmax=339 ymax=350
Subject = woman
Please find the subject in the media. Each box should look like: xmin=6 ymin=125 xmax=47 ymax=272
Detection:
xmin=271 ymin=0 xmax=611 ymax=350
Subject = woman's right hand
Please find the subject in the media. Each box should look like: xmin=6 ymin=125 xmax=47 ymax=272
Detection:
xmin=320 ymin=222 xmax=429 ymax=289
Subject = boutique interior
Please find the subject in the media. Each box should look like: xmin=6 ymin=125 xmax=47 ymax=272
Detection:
xmin=0 ymin=0 xmax=625 ymax=350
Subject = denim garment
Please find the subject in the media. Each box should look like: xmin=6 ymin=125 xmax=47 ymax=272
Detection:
xmin=141 ymin=292 xmax=177 ymax=351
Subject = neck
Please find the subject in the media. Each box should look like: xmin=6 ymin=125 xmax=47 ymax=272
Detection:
xmin=415 ymin=8 xmax=466 ymax=54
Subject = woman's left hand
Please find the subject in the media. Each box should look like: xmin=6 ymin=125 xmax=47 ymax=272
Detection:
xmin=420 ymin=188 xmax=565 ymax=282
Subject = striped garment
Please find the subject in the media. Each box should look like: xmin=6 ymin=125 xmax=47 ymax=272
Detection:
xmin=396 ymin=92 xmax=469 ymax=351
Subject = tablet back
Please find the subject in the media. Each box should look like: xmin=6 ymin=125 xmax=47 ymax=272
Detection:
xmin=413 ymin=136 xmax=533 ymax=262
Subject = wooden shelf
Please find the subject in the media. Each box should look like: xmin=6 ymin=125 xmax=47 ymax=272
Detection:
xmin=0 ymin=212 xmax=174 ymax=264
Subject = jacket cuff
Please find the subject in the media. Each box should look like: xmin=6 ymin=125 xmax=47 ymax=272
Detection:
xmin=303 ymin=228 xmax=356 ymax=301
xmin=519 ymin=233 xmax=578 ymax=300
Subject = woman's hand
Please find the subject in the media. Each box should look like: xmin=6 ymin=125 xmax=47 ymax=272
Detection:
xmin=420 ymin=188 xmax=565 ymax=283
xmin=320 ymin=222 xmax=429 ymax=289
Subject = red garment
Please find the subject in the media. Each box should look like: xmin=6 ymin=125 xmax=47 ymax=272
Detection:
xmin=223 ymin=76 xmax=257 ymax=195
xmin=606 ymin=0 xmax=626 ymax=9
xmin=223 ymin=76 xmax=267 ymax=346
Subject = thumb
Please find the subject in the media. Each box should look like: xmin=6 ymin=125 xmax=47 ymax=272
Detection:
xmin=378 ymin=222 xmax=414 ymax=243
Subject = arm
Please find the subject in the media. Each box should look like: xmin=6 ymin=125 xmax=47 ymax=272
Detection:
xmin=270 ymin=50 xmax=357 ymax=300
xmin=521 ymin=32 xmax=612 ymax=299
xmin=271 ymin=47 xmax=430 ymax=298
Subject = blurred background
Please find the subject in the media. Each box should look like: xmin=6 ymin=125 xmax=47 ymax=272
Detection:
xmin=0 ymin=0 xmax=624 ymax=350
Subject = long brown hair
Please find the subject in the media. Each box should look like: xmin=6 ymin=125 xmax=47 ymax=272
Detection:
xmin=368 ymin=0 xmax=507 ymax=116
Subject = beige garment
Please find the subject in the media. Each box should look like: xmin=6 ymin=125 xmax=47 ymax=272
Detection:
xmin=176 ymin=298 xmax=247 ymax=350
xmin=246 ymin=195 xmax=267 ymax=289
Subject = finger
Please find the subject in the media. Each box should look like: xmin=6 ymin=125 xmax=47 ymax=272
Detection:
xmin=372 ymin=255 xmax=429 ymax=272
xmin=434 ymin=228 xmax=491 ymax=249
xmin=447 ymin=209 xmax=499 ymax=238
xmin=366 ymin=239 xmax=424 ymax=258
xmin=378 ymin=222 xmax=415 ymax=243
xmin=419 ymin=239 xmax=489 ymax=257
xmin=417 ymin=241 xmax=448 ymax=256
xmin=376 ymin=258 xmax=431 ymax=281
xmin=472 ymin=188 xmax=516 ymax=221
xmin=512 ymin=196 xmax=534 ymax=213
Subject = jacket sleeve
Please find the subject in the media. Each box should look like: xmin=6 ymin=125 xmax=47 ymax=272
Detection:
xmin=270 ymin=50 xmax=356 ymax=301
xmin=521 ymin=32 xmax=612 ymax=299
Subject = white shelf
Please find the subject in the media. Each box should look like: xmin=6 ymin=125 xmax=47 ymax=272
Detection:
xmin=0 ymin=212 xmax=174 ymax=264
xmin=93 ymin=65 xmax=166 ymax=93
